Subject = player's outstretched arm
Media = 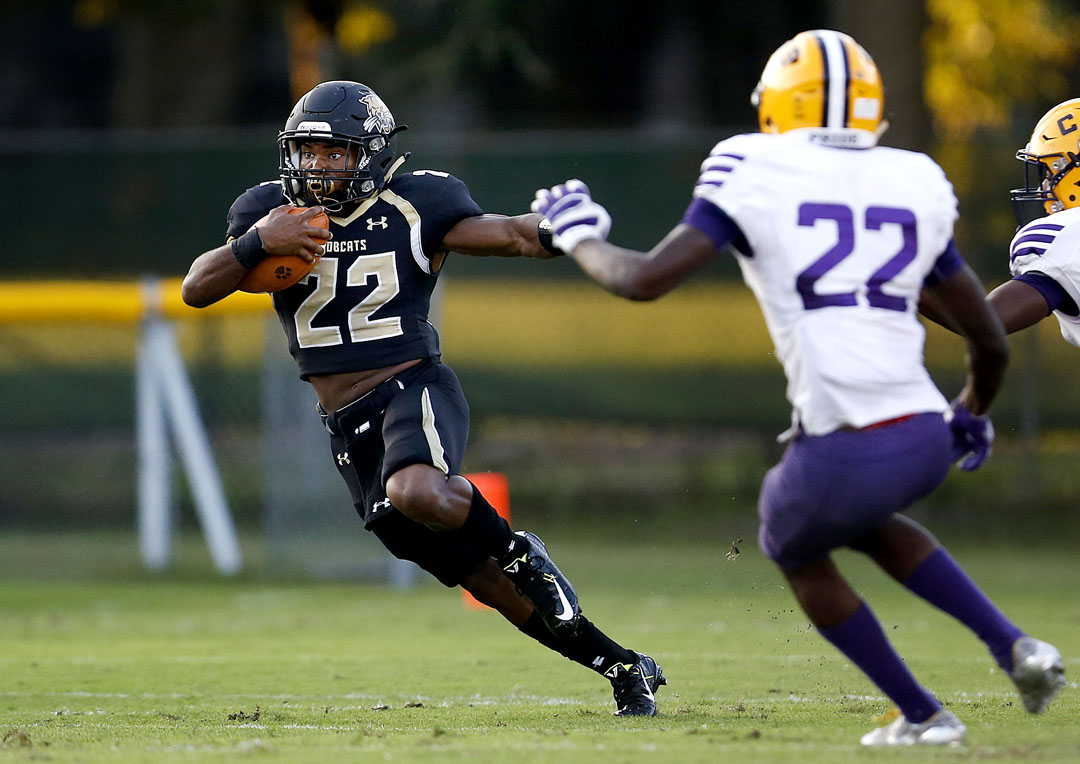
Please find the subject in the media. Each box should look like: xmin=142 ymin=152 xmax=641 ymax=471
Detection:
xmin=441 ymin=213 xmax=561 ymax=259
xmin=532 ymin=180 xmax=719 ymax=300
xmin=922 ymin=277 xmax=1052 ymax=337
xmin=920 ymin=263 xmax=1009 ymax=416
xmin=571 ymin=226 xmax=718 ymax=301
xmin=181 ymin=205 xmax=330 ymax=308
xmin=986 ymin=279 xmax=1054 ymax=334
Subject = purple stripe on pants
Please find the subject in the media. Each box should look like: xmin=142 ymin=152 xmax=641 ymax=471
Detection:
xmin=758 ymin=412 xmax=952 ymax=570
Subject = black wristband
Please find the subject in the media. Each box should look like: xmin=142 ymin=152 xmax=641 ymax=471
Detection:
xmin=537 ymin=218 xmax=563 ymax=256
xmin=230 ymin=227 xmax=268 ymax=269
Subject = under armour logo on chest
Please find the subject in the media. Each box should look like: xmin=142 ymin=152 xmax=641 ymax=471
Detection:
xmin=372 ymin=497 xmax=392 ymax=513
xmin=336 ymin=451 xmax=350 ymax=466
xmin=366 ymin=216 xmax=388 ymax=230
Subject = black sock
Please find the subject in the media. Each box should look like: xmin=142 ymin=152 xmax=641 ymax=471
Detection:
xmin=456 ymin=483 xmax=516 ymax=559
xmin=518 ymin=611 xmax=637 ymax=676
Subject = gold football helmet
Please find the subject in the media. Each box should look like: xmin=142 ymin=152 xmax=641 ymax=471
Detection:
xmin=752 ymin=29 xmax=884 ymax=136
xmin=1011 ymin=99 xmax=1080 ymax=224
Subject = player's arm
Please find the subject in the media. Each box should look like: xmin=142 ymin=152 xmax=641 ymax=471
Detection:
xmin=570 ymin=226 xmax=718 ymax=301
xmin=920 ymin=262 xmax=1009 ymax=416
xmin=181 ymin=205 xmax=330 ymax=308
xmin=987 ymin=277 xmax=1062 ymax=333
xmin=441 ymin=213 xmax=560 ymax=259
xmin=922 ymin=274 xmax=1060 ymax=337
xmin=531 ymin=180 xmax=730 ymax=300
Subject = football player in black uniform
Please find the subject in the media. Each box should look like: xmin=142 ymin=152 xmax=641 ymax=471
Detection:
xmin=182 ymin=81 xmax=665 ymax=716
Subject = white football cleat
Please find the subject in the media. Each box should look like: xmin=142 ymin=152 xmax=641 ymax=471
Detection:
xmin=860 ymin=709 xmax=966 ymax=747
xmin=1010 ymin=636 xmax=1066 ymax=714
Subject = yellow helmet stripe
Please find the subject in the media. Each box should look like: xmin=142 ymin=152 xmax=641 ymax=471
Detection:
xmin=815 ymin=30 xmax=850 ymax=129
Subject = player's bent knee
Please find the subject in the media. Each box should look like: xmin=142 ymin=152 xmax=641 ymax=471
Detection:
xmin=386 ymin=465 xmax=453 ymax=527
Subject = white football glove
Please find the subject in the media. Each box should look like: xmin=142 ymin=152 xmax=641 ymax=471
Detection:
xmin=531 ymin=179 xmax=611 ymax=254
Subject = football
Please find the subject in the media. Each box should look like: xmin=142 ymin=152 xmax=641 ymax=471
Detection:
xmin=236 ymin=208 xmax=330 ymax=294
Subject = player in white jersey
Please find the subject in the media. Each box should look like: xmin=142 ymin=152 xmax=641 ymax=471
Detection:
xmin=952 ymin=99 xmax=1080 ymax=346
xmin=532 ymin=29 xmax=1065 ymax=746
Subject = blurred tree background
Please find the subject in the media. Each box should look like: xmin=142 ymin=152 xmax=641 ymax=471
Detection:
xmin=2 ymin=0 xmax=1078 ymax=276
xmin=2 ymin=1 xmax=1080 ymax=551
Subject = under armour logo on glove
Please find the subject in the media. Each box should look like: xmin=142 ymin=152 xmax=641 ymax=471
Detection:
xmin=945 ymin=401 xmax=994 ymax=471
xmin=531 ymin=179 xmax=612 ymax=254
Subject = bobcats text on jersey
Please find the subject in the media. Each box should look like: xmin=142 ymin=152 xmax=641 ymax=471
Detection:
xmin=225 ymin=168 xmax=482 ymax=378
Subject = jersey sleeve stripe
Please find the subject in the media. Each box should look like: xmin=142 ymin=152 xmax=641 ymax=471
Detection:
xmin=1011 ymin=246 xmax=1049 ymax=261
xmin=698 ymin=153 xmax=745 ymax=187
xmin=696 ymin=171 xmax=732 ymax=188
xmin=1014 ymin=233 xmax=1058 ymax=246
xmin=1022 ymin=222 xmax=1065 ymax=232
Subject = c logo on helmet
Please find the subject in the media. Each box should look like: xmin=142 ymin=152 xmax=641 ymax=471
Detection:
xmin=1057 ymin=113 xmax=1077 ymax=137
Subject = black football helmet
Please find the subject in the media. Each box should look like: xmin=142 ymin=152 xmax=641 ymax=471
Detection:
xmin=278 ymin=81 xmax=407 ymax=209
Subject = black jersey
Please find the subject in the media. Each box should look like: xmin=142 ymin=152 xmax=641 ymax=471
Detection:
xmin=225 ymin=168 xmax=483 ymax=378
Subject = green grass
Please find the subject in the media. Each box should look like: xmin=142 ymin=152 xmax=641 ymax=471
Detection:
xmin=0 ymin=530 xmax=1077 ymax=763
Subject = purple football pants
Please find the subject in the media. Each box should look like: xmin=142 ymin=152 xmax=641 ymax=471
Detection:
xmin=758 ymin=412 xmax=952 ymax=570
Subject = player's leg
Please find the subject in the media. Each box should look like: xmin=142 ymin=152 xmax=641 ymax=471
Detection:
xmin=783 ymin=555 xmax=945 ymax=723
xmin=850 ymin=515 xmax=1064 ymax=714
xmin=461 ymin=560 xmax=651 ymax=667
xmin=758 ymin=414 xmax=966 ymax=745
xmin=379 ymin=362 xmax=583 ymax=635
xmin=373 ymin=516 xmax=665 ymax=715
xmin=462 ymin=560 xmax=665 ymax=717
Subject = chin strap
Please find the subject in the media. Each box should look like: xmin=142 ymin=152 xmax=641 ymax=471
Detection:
xmin=382 ymin=153 xmax=410 ymax=184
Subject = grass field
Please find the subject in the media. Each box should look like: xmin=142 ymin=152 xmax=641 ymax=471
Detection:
xmin=0 ymin=528 xmax=1077 ymax=763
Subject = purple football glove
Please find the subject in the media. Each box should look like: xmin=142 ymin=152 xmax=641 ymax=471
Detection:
xmin=531 ymin=179 xmax=611 ymax=253
xmin=946 ymin=401 xmax=994 ymax=471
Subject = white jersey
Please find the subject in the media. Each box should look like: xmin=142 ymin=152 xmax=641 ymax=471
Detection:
xmin=1008 ymin=206 xmax=1080 ymax=349
xmin=692 ymin=129 xmax=954 ymax=437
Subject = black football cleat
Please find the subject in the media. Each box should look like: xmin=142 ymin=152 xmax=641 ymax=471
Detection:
xmin=500 ymin=531 xmax=581 ymax=636
xmin=607 ymin=652 xmax=667 ymax=717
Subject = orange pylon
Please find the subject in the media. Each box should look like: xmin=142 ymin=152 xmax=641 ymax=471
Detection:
xmin=462 ymin=472 xmax=510 ymax=610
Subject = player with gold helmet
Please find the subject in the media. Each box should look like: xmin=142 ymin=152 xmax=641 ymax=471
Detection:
xmin=752 ymin=29 xmax=886 ymax=139
xmin=533 ymin=28 xmax=1064 ymax=747
xmin=949 ymin=99 xmax=1080 ymax=348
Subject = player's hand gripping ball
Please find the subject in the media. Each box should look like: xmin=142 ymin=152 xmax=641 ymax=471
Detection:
xmin=531 ymin=179 xmax=612 ymax=253
xmin=236 ymin=207 xmax=329 ymax=294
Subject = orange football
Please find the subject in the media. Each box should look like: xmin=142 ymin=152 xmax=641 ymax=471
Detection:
xmin=236 ymin=208 xmax=330 ymax=294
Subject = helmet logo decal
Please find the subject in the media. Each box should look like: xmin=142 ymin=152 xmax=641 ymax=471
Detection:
xmin=1056 ymin=112 xmax=1076 ymax=137
xmin=360 ymin=94 xmax=395 ymax=134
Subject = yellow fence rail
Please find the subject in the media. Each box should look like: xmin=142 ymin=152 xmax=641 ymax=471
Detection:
xmin=0 ymin=279 xmax=272 ymax=324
